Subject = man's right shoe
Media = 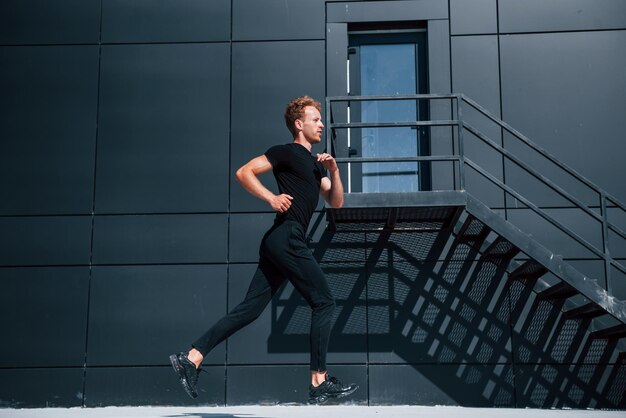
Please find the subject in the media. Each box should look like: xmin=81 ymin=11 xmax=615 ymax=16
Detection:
xmin=169 ymin=352 xmax=200 ymax=399
xmin=309 ymin=375 xmax=358 ymax=404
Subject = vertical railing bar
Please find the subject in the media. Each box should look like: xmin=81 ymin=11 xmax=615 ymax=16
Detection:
xmin=457 ymin=94 xmax=465 ymax=191
xmin=326 ymin=97 xmax=331 ymax=156
xmin=600 ymin=192 xmax=613 ymax=295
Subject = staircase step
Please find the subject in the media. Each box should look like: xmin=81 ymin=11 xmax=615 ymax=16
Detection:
xmin=563 ymin=303 xmax=607 ymax=320
xmin=457 ymin=215 xmax=490 ymax=244
xmin=537 ymin=281 xmax=578 ymax=300
xmin=591 ymin=324 xmax=626 ymax=340
xmin=510 ymin=260 xmax=548 ymax=282
xmin=483 ymin=236 xmax=521 ymax=260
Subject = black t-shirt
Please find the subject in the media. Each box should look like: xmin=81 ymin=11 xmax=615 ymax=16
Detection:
xmin=265 ymin=143 xmax=325 ymax=229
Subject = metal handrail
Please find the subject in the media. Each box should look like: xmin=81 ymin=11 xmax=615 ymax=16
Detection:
xmin=331 ymin=120 xmax=458 ymax=129
xmin=463 ymin=122 xmax=626 ymax=243
xmin=460 ymin=95 xmax=626 ymax=214
xmin=328 ymin=93 xmax=459 ymax=102
xmin=326 ymin=93 xmax=626 ymax=295
xmin=334 ymin=155 xmax=460 ymax=164
xmin=465 ymin=158 xmax=626 ymax=277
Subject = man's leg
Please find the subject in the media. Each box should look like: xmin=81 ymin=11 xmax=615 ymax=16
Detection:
xmin=191 ymin=260 xmax=285 ymax=358
xmin=262 ymin=221 xmax=357 ymax=402
xmin=171 ymin=259 xmax=285 ymax=398
xmin=281 ymin=236 xmax=359 ymax=403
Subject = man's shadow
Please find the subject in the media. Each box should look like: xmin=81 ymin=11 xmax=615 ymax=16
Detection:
xmin=266 ymin=211 xmax=626 ymax=408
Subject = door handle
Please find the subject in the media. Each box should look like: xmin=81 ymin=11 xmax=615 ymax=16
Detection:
xmin=348 ymin=147 xmax=358 ymax=157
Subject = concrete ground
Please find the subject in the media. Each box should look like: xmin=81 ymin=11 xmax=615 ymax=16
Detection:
xmin=0 ymin=406 xmax=624 ymax=418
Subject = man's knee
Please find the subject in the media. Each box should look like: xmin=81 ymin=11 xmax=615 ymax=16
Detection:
xmin=231 ymin=299 xmax=267 ymax=323
xmin=314 ymin=297 xmax=336 ymax=315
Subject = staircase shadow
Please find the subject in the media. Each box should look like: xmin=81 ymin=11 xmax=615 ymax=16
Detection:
xmin=267 ymin=217 xmax=626 ymax=409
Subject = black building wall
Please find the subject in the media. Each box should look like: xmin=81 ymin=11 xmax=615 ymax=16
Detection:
xmin=1 ymin=0 xmax=625 ymax=408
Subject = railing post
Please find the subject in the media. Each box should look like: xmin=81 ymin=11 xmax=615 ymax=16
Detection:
xmin=457 ymin=94 xmax=465 ymax=191
xmin=600 ymin=192 xmax=613 ymax=295
xmin=326 ymin=97 xmax=332 ymax=156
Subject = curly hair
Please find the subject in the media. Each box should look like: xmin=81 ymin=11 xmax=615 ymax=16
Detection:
xmin=284 ymin=96 xmax=321 ymax=136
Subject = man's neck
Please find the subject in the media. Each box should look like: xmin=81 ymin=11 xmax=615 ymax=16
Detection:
xmin=293 ymin=136 xmax=312 ymax=152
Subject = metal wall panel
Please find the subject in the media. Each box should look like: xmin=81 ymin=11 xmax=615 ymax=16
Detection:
xmin=0 ymin=267 xmax=89 ymax=367
xmin=451 ymin=35 xmax=504 ymax=208
xmin=500 ymin=31 xmax=626 ymax=205
xmin=87 ymin=265 xmax=227 ymax=366
xmin=324 ymin=22 xmax=350 ymax=191
xmin=327 ymin=0 xmax=447 ymax=23
xmin=233 ymin=0 xmax=324 ymax=41
xmin=102 ymin=0 xmax=230 ymax=43
xmin=226 ymin=364 xmax=366 ymax=404
xmin=226 ymin=365 xmax=309 ymax=404
xmin=451 ymin=36 xmax=501 ymax=133
xmin=368 ymin=260 xmax=512 ymax=365
xmin=509 ymin=281 xmax=599 ymax=367
xmin=325 ymin=263 xmax=368 ymax=364
xmin=0 ymin=368 xmax=85 ymax=408
xmin=84 ymin=366 xmax=225 ymax=406
xmin=325 ymin=23 xmax=348 ymax=98
xmin=230 ymin=41 xmax=325 ymax=212
xmin=0 ymin=216 xmax=92 ymax=266
xmin=369 ymin=364 xmax=515 ymax=406
xmin=514 ymin=364 xmax=624 ymax=408
xmin=427 ymin=20 xmax=456 ymax=194
xmin=92 ymin=214 xmax=227 ymax=264
xmin=450 ymin=0 xmax=497 ymax=35
xmin=506 ymin=207 xmax=605 ymax=260
xmin=499 ymin=0 xmax=626 ymax=33
xmin=0 ymin=0 xmax=100 ymax=45
xmin=0 ymin=46 xmax=99 ymax=215
xmin=229 ymin=213 xmax=275 ymax=263
xmin=226 ymin=264 xmax=309 ymax=365
xmin=96 ymin=43 xmax=230 ymax=214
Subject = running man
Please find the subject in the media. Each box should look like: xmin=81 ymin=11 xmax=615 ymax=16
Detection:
xmin=170 ymin=96 xmax=358 ymax=404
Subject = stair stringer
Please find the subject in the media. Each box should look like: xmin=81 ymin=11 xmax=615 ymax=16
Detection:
xmin=464 ymin=193 xmax=626 ymax=326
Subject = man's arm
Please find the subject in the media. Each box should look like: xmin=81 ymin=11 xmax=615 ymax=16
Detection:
xmin=235 ymin=155 xmax=293 ymax=213
xmin=317 ymin=153 xmax=344 ymax=208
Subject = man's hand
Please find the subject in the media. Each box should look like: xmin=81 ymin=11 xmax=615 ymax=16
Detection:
xmin=318 ymin=152 xmax=344 ymax=208
xmin=317 ymin=153 xmax=338 ymax=173
xmin=269 ymin=193 xmax=293 ymax=213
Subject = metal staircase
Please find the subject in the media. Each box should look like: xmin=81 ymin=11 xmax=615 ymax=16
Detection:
xmin=325 ymin=94 xmax=626 ymax=350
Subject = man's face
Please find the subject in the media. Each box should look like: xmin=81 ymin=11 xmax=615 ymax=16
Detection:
xmin=298 ymin=106 xmax=324 ymax=143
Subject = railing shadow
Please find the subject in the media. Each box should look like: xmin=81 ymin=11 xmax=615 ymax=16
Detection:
xmin=267 ymin=219 xmax=626 ymax=408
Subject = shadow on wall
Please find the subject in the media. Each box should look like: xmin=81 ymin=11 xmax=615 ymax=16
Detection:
xmin=266 ymin=213 xmax=626 ymax=409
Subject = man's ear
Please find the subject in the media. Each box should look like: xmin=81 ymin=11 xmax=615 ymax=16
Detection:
xmin=294 ymin=119 xmax=304 ymax=131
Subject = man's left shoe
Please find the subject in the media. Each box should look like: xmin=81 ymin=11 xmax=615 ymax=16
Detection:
xmin=309 ymin=375 xmax=358 ymax=404
xmin=169 ymin=352 xmax=200 ymax=399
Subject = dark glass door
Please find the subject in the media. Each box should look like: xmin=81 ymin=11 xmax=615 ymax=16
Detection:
xmin=347 ymin=32 xmax=429 ymax=193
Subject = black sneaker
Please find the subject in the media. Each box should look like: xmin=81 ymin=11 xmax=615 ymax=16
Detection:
xmin=169 ymin=352 xmax=200 ymax=399
xmin=309 ymin=375 xmax=358 ymax=404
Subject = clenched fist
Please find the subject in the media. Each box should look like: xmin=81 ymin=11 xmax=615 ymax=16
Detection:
xmin=317 ymin=153 xmax=338 ymax=173
xmin=269 ymin=193 xmax=293 ymax=213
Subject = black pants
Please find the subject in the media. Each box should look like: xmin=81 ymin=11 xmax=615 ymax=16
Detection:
xmin=192 ymin=220 xmax=336 ymax=371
